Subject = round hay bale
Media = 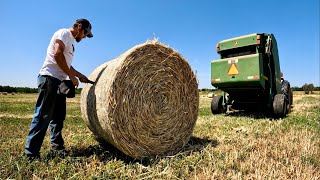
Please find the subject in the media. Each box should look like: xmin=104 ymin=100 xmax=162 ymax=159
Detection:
xmin=207 ymin=93 xmax=214 ymax=98
xmin=81 ymin=41 xmax=199 ymax=159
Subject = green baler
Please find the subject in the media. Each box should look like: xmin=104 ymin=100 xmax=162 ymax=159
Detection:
xmin=211 ymin=33 xmax=292 ymax=118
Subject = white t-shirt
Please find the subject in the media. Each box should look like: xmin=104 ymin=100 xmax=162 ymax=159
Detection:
xmin=39 ymin=28 xmax=75 ymax=80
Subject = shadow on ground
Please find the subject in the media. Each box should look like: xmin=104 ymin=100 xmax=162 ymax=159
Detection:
xmin=225 ymin=110 xmax=276 ymax=120
xmin=45 ymin=136 xmax=218 ymax=165
xmin=224 ymin=105 xmax=294 ymax=120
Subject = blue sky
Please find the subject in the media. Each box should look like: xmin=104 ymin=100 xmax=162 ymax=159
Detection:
xmin=0 ymin=0 xmax=319 ymax=88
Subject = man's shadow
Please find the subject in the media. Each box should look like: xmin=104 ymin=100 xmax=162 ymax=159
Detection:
xmin=59 ymin=136 xmax=218 ymax=166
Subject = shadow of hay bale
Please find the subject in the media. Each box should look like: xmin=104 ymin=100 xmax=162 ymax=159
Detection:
xmin=66 ymin=136 xmax=218 ymax=166
xmin=182 ymin=136 xmax=218 ymax=153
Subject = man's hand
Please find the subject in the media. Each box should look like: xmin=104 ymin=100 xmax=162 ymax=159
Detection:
xmin=69 ymin=75 xmax=79 ymax=87
xmin=79 ymin=76 xmax=90 ymax=83
xmin=70 ymin=67 xmax=94 ymax=84
xmin=79 ymin=76 xmax=95 ymax=84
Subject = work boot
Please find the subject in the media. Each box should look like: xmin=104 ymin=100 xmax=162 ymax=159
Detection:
xmin=50 ymin=144 xmax=65 ymax=151
xmin=25 ymin=153 xmax=41 ymax=161
xmin=48 ymin=146 xmax=68 ymax=159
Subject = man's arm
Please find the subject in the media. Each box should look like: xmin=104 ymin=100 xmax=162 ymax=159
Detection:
xmin=70 ymin=66 xmax=91 ymax=83
xmin=70 ymin=66 xmax=84 ymax=78
xmin=54 ymin=39 xmax=79 ymax=86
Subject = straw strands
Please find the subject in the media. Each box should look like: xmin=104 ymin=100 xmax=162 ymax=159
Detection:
xmin=80 ymin=40 xmax=199 ymax=159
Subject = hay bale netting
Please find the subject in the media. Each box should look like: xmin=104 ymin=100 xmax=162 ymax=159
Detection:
xmin=81 ymin=41 xmax=199 ymax=159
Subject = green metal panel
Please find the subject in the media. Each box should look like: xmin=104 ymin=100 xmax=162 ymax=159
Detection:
xmin=211 ymin=54 xmax=265 ymax=89
xmin=219 ymin=33 xmax=258 ymax=51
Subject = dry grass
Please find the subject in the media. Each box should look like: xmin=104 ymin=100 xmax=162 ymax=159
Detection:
xmin=292 ymin=93 xmax=320 ymax=114
xmin=0 ymin=92 xmax=319 ymax=179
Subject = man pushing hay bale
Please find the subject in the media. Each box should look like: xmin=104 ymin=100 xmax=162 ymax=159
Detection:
xmin=80 ymin=40 xmax=199 ymax=159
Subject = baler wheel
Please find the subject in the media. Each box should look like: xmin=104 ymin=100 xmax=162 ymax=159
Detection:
xmin=281 ymin=80 xmax=293 ymax=113
xmin=290 ymin=89 xmax=293 ymax=108
xmin=273 ymin=94 xmax=287 ymax=118
xmin=211 ymin=95 xmax=226 ymax=114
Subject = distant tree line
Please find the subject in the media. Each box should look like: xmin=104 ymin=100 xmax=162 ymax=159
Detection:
xmin=199 ymin=88 xmax=216 ymax=92
xmin=1 ymin=84 xmax=318 ymax=94
xmin=0 ymin=86 xmax=37 ymax=93
xmin=0 ymin=85 xmax=82 ymax=94
xmin=301 ymin=83 xmax=318 ymax=94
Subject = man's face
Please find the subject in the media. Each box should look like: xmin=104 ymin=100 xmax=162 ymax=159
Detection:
xmin=75 ymin=29 xmax=86 ymax=43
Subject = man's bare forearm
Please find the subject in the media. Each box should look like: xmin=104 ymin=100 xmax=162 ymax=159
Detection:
xmin=70 ymin=66 xmax=84 ymax=78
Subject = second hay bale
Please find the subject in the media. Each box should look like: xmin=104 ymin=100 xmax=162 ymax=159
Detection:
xmin=81 ymin=41 xmax=199 ymax=159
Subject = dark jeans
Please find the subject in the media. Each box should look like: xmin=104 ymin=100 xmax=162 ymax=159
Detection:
xmin=25 ymin=75 xmax=66 ymax=156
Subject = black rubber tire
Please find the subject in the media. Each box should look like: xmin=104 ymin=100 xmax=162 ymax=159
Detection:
xmin=290 ymin=89 xmax=293 ymax=107
xmin=281 ymin=80 xmax=289 ymax=101
xmin=281 ymin=80 xmax=292 ymax=113
xmin=211 ymin=95 xmax=226 ymax=114
xmin=286 ymin=87 xmax=293 ymax=113
xmin=273 ymin=94 xmax=287 ymax=118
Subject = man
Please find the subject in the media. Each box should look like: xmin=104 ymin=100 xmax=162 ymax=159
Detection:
xmin=25 ymin=18 xmax=93 ymax=159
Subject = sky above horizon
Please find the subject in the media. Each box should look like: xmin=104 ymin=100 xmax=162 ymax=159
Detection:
xmin=0 ymin=0 xmax=319 ymax=88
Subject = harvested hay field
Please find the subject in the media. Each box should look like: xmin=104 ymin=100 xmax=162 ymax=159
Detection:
xmin=0 ymin=92 xmax=319 ymax=179
xmin=81 ymin=41 xmax=199 ymax=159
